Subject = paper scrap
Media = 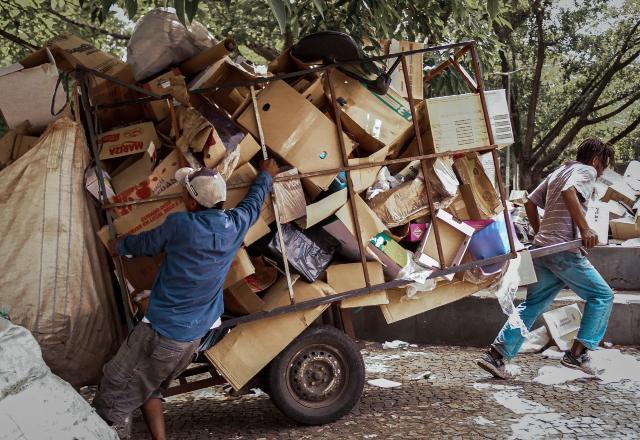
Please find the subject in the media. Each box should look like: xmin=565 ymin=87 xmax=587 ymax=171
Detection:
xmin=367 ymin=378 xmax=402 ymax=388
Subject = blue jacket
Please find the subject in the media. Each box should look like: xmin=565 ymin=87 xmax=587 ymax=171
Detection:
xmin=117 ymin=171 xmax=273 ymax=342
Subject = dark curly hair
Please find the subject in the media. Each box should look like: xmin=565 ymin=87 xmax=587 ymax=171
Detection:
xmin=576 ymin=138 xmax=615 ymax=169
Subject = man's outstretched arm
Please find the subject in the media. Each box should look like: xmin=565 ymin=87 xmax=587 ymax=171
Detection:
xmin=107 ymin=216 xmax=176 ymax=257
xmin=228 ymin=159 xmax=278 ymax=236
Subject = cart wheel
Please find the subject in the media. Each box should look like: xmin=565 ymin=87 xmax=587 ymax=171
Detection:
xmin=267 ymin=325 xmax=364 ymax=425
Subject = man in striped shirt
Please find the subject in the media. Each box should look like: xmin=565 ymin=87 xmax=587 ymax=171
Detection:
xmin=477 ymin=139 xmax=615 ymax=378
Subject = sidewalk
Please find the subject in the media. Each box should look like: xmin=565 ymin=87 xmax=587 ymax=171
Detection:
xmin=83 ymin=343 xmax=640 ymax=439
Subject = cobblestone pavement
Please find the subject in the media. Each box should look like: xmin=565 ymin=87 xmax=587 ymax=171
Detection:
xmin=88 ymin=344 xmax=640 ymax=439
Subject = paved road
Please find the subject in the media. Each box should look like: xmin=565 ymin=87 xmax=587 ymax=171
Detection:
xmin=89 ymin=344 xmax=640 ymax=439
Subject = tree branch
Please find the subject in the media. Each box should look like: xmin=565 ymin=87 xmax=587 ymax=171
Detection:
xmin=586 ymin=90 xmax=640 ymax=125
xmin=522 ymin=0 xmax=546 ymax=162
xmin=245 ymin=42 xmax=279 ymax=61
xmin=608 ymin=114 xmax=640 ymax=146
xmin=0 ymin=29 xmax=38 ymax=50
xmin=592 ymin=91 xmax=637 ymax=112
xmin=44 ymin=7 xmax=131 ymax=41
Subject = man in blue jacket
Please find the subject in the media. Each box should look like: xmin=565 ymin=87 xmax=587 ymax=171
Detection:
xmin=94 ymin=159 xmax=278 ymax=440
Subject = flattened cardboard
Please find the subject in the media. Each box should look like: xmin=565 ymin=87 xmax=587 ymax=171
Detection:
xmin=225 ymin=163 xmax=274 ymax=245
xmin=326 ymin=262 xmax=388 ymax=308
xmin=453 ymin=153 xmax=502 ymax=220
xmin=415 ymin=210 xmax=475 ymax=281
xmin=0 ymin=52 xmax=65 ymax=130
xmin=189 ymin=56 xmax=255 ymax=116
xmin=143 ymin=69 xmax=189 ymax=121
xmin=109 ymin=142 xmax=157 ymax=195
xmin=237 ymin=80 xmax=355 ymax=192
xmin=348 ymin=146 xmax=391 ymax=193
xmin=12 ymin=135 xmax=39 ymax=160
xmin=224 ymin=280 xmax=265 ymax=315
xmin=108 ymin=150 xmax=180 ymax=218
xmin=121 ymin=255 xmax=164 ymax=292
xmin=273 ymin=168 xmax=307 ymax=223
xmin=327 ymin=69 xmax=412 ymax=154
xmin=99 ymin=122 xmax=160 ymax=161
xmin=601 ymin=182 xmax=638 ymax=207
xmin=542 ymin=304 xmax=582 ymax=352
xmin=610 ymin=216 xmax=640 ymax=240
xmin=97 ymin=183 xmax=185 ymax=246
xmin=380 ymin=280 xmax=490 ymax=324
xmin=586 ymin=201 xmax=610 ymax=245
xmin=205 ymin=277 xmax=334 ymax=390
xmin=223 ymin=248 xmax=256 ymax=289
xmin=382 ymin=39 xmax=424 ymax=99
xmin=296 ymin=188 xmax=348 ymax=229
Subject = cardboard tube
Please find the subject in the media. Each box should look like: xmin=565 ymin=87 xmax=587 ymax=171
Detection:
xmin=180 ymin=37 xmax=237 ymax=75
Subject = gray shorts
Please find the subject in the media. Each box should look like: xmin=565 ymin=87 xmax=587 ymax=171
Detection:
xmin=93 ymin=322 xmax=199 ymax=426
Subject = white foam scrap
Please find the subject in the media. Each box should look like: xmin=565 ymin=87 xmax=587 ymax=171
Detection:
xmin=541 ymin=346 xmax=565 ymax=360
xmin=473 ymin=383 xmax=520 ymax=391
xmin=504 ymin=362 xmax=522 ymax=377
xmin=492 ymin=390 xmax=553 ymax=415
xmin=382 ymin=340 xmax=410 ymax=349
xmin=474 ymin=416 xmax=495 ymax=426
xmin=410 ymin=371 xmax=433 ymax=380
xmin=249 ymin=388 xmax=267 ymax=397
xmin=367 ymin=378 xmax=402 ymax=388
xmin=590 ymin=348 xmax=640 ymax=384
xmin=365 ymin=354 xmax=401 ymax=362
xmin=533 ymin=365 xmax=591 ymax=385
xmin=554 ymin=384 xmax=582 ymax=392
xmin=509 ymin=414 xmax=604 ymax=440
xmin=365 ymin=362 xmax=389 ymax=374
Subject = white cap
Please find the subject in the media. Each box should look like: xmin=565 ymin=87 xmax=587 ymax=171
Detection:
xmin=175 ymin=167 xmax=227 ymax=208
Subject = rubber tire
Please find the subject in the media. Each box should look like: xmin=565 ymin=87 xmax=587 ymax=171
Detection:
xmin=267 ymin=325 xmax=365 ymax=425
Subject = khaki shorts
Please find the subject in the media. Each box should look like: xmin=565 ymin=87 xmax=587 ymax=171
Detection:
xmin=93 ymin=322 xmax=199 ymax=426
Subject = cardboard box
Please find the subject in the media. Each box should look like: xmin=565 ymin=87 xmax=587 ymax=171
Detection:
xmin=607 ymin=200 xmax=629 ymax=220
xmin=380 ymin=279 xmax=490 ymax=324
xmin=542 ymin=304 xmax=582 ymax=352
xmin=425 ymin=89 xmax=513 ymax=153
xmin=381 ymin=39 xmax=424 ymax=99
xmin=370 ymin=232 xmax=409 ymax=268
xmin=143 ymin=69 xmax=189 ymax=121
xmin=273 ymin=168 xmax=307 ymax=223
xmin=610 ymin=216 xmax=640 ymax=240
xmin=237 ymin=80 xmax=355 ymax=192
xmin=189 ymin=56 xmax=255 ymax=116
xmin=97 ymin=183 xmax=185 ymax=246
xmin=204 ymin=132 xmax=261 ymax=170
xmin=223 ymin=247 xmax=256 ymax=289
xmin=348 ymin=146 xmax=391 ymax=193
xmin=323 ymin=195 xmax=402 ymax=279
xmin=586 ymin=201 xmax=610 ymax=245
xmin=296 ymin=188 xmax=347 ymax=229
xmin=224 ymin=280 xmax=265 ymax=315
xmin=509 ymin=190 xmax=528 ymax=206
xmin=21 ymin=33 xmax=135 ymax=96
xmin=85 ymin=167 xmax=116 ymax=201
xmin=205 ymin=277 xmax=334 ymax=390
xmin=109 ymin=142 xmax=157 ymax=195
xmin=225 ymin=163 xmax=275 ymax=245
xmin=601 ymin=182 xmax=638 ymax=207
xmin=415 ymin=210 xmax=475 ymax=281
xmin=180 ymin=38 xmax=236 ymax=76
xmin=0 ymin=49 xmax=66 ymax=131
xmin=453 ymin=153 xmax=503 ymax=220
xmin=108 ymin=150 xmax=180 ymax=217
xmin=327 ymin=69 xmax=413 ymax=154
xmin=121 ymin=255 xmax=164 ymax=292
xmin=327 ymin=262 xmax=388 ymax=308
xmin=624 ymin=160 xmax=640 ymax=191
xmin=99 ymin=122 xmax=160 ymax=161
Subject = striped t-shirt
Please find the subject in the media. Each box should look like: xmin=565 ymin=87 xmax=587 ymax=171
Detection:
xmin=527 ymin=161 xmax=597 ymax=252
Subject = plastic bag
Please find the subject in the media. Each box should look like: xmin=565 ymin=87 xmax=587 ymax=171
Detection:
xmin=267 ymin=224 xmax=340 ymax=282
xmin=395 ymin=250 xmax=438 ymax=299
xmin=487 ymin=258 xmax=529 ymax=337
xmin=127 ymin=8 xmax=215 ymax=81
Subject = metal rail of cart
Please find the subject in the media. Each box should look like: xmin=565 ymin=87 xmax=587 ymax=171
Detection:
xmin=75 ymin=40 xmax=580 ymax=424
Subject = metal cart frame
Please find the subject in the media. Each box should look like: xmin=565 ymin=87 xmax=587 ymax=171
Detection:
xmin=74 ymin=40 xmax=579 ymax=398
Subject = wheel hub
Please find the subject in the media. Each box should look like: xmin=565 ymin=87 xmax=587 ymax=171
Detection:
xmin=289 ymin=347 xmax=344 ymax=403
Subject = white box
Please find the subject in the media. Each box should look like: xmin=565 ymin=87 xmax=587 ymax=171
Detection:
xmin=426 ymin=89 xmax=513 ymax=153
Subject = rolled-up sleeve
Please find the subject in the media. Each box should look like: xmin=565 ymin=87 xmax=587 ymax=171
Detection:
xmin=527 ymin=177 xmax=548 ymax=208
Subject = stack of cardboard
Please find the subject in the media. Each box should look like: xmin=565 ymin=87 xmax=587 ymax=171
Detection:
xmin=587 ymin=161 xmax=640 ymax=244
xmin=1 ymin=22 xmax=522 ymax=392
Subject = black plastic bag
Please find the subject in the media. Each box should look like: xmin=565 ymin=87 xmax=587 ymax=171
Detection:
xmin=267 ymin=223 xmax=340 ymax=282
